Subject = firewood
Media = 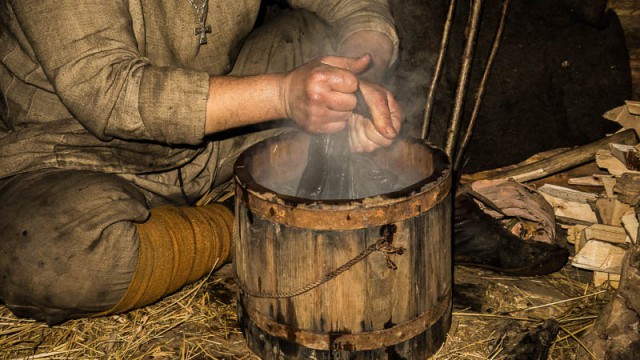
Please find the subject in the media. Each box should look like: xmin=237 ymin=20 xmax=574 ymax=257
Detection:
xmin=538 ymin=184 xmax=598 ymax=224
xmin=593 ymin=271 xmax=620 ymax=289
xmin=582 ymin=224 xmax=629 ymax=244
xmin=621 ymin=210 xmax=638 ymax=244
xmin=609 ymin=143 xmax=640 ymax=171
xmin=614 ymin=173 xmax=640 ymax=205
xmin=627 ymin=100 xmax=640 ymax=115
xmin=602 ymin=176 xmax=617 ymax=199
xmin=603 ymin=104 xmax=640 ymax=137
xmin=568 ymin=174 xmax=612 ymax=187
xmin=596 ymin=149 xmax=640 ymax=176
xmin=484 ymin=129 xmax=637 ymax=182
xmin=594 ymin=197 xmax=631 ymax=226
xmin=563 ymin=224 xmax=587 ymax=254
xmin=572 ymin=240 xmax=626 ymax=274
xmin=562 ymin=224 xmax=587 ymax=245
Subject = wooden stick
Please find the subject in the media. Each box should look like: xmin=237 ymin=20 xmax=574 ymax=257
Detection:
xmin=454 ymin=0 xmax=511 ymax=171
xmin=421 ymin=0 xmax=458 ymax=140
xmin=445 ymin=0 xmax=484 ymax=159
xmin=484 ymin=129 xmax=638 ymax=182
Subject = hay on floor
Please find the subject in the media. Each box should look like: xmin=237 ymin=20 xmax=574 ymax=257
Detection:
xmin=0 ymin=261 xmax=613 ymax=359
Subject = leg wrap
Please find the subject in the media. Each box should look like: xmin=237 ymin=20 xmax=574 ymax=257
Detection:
xmin=105 ymin=204 xmax=233 ymax=314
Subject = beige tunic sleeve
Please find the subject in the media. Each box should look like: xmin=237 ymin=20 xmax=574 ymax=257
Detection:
xmin=10 ymin=0 xmax=209 ymax=146
xmin=288 ymin=0 xmax=400 ymax=65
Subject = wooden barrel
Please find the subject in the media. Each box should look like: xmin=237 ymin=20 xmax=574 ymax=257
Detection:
xmin=234 ymin=131 xmax=452 ymax=359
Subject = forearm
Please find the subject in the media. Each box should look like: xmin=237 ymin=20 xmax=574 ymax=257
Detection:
xmin=289 ymin=0 xmax=399 ymax=67
xmin=205 ymin=74 xmax=287 ymax=134
xmin=337 ymin=30 xmax=394 ymax=82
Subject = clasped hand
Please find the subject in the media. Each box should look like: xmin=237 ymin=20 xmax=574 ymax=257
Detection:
xmin=282 ymin=53 xmax=403 ymax=152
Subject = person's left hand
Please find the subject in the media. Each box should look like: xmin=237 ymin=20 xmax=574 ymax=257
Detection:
xmin=348 ymin=80 xmax=403 ymax=152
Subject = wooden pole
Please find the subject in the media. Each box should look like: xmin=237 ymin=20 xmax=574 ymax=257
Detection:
xmin=454 ymin=0 xmax=511 ymax=172
xmin=421 ymin=0 xmax=458 ymax=140
xmin=484 ymin=129 xmax=638 ymax=182
xmin=445 ymin=0 xmax=484 ymax=160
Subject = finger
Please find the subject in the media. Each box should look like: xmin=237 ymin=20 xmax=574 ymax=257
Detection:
xmin=306 ymin=66 xmax=358 ymax=95
xmin=387 ymin=91 xmax=404 ymax=133
xmin=323 ymin=91 xmax=357 ymax=112
xmin=320 ymin=53 xmax=371 ymax=75
xmin=348 ymin=117 xmax=364 ymax=152
xmin=365 ymin=88 xmax=397 ymax=140
xmin=364 ymin=119 xmax=394 ymax=148
xmin=352 ymin=115 xmax=381 ymax=152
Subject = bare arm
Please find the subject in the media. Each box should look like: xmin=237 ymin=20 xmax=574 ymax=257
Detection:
xmin=204 ymin=54 xmax=372 ymax=136
xmin=205 ymin=74 xmax=286 ymax=134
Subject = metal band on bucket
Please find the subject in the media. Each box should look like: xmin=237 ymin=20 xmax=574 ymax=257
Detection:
xmin=235 ymin=178 xmax=451 ymax=231
xmin=242 ymin=287 xmax=452 ymax=351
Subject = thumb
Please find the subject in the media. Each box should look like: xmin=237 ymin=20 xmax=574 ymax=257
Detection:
xmin=321 ymin=53 xmax=372 ymax=74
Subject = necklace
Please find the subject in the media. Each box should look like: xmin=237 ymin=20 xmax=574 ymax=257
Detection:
xmin=188 ymin=0 xmax=212 ymax=45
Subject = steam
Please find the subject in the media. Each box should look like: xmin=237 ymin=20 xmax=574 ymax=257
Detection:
xmin=293 ymin=131 xmax=411 ymax=200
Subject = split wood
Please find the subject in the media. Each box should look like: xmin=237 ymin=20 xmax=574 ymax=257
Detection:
xmin=483 ymin=129 xmax=638 ymax=182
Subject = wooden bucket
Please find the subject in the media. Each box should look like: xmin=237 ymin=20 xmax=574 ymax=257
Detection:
xmin=233 ymin=131 xmax=452 ymax=359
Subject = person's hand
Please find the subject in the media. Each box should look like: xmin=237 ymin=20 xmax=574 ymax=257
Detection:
xmin=282 ymin=54 xmax=371 ymax=134
xmin=338 ymin=30 xmax=394 ymax=82
xmin=347 ymin=80 xmax=403 ymax=153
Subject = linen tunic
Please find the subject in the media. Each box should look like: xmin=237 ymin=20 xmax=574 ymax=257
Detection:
xmin=0 ymin=0 xmax=398 ymax=178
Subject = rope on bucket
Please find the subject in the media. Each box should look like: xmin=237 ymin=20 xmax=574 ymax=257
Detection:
xmin=235 ymin=235 xmax=405 ymax=299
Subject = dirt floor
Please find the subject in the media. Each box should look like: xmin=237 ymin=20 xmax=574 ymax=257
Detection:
xmin=0 ymin=254 xmax=614 ymax=359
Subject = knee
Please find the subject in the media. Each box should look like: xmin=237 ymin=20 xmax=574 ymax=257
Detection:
xmin=0 ymin=170 xmax=149 ymax=325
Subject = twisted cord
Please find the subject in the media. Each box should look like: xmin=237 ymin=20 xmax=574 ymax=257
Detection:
xmin=236 ymin=237 xmax=405 ymax=299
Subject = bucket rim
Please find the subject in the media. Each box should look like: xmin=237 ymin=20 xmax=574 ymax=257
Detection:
xmin=233 ymin=131 xmax=452 ymax=229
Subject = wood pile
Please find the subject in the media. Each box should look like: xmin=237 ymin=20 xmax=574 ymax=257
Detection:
xmin=547 ymin=101 xmax=640 ymax=289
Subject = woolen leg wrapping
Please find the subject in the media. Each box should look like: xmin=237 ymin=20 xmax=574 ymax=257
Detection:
xmin=103 ymin=204 xmax=234 ymax=315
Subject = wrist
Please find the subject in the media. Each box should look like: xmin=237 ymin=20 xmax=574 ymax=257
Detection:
xmin=279 ymin=71 xmax=293 ymax=120
xmin=204 ymin=73 xmax=291 ymax=134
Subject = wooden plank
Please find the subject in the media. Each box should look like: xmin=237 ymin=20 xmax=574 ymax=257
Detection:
xmin=583 ymin=223 xmax=629 ymax=244
xmin=537 ymin=184 xmax=599 ymax=203
xmin=568 ymin=175 xmax=611 ymax=187
xmin=571 ymin=240 xmax=627 ymax=274
xmin=481 ymin=129 xmax=638 ymax=182
xmin=538 ymin=184 xmax=598 ymax=224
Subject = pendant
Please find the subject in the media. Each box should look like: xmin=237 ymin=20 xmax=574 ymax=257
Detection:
xmin=195 ymin=23 xmax=212 ymax=45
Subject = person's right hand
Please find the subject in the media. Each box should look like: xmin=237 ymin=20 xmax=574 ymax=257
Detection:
xmin=282 ymin=54 xmax=372 ymax=134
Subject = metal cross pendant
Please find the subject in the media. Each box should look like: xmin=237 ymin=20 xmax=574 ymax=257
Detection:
xmin=195 ymin=23 xmax=212 ymax=45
